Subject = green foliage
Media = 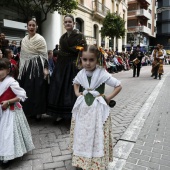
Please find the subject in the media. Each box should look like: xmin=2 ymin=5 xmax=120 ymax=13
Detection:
xmin=100 ymin=12 xmax=126 ymax=39
xmin=0 ymin=0 xmax=78 ymax=24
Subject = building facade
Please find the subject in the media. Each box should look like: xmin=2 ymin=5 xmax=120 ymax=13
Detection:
xmin=73 ymin=0 xmax=128 ymax=52
xmin=127 ymin=0 xmax=157 ymax=52
xmin=155 ymin=0 xmax=170 ymax=50
xmin=0 ymin=7 xmax=27 ymax=46
xmin=0 ymin=0 xmax=128 ymax=52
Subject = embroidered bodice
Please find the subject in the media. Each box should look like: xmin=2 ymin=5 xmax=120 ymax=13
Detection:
xmin=83 ymin=76 xmax=105 ymax=106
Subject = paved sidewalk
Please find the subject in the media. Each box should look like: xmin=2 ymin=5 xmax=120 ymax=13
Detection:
xmin=2 ymin=65 xmax=170 ymax=170
xmin=122 ymin=71 xmax=170 ymax=170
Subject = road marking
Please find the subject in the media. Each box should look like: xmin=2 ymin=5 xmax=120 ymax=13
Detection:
xmin=108 ymin=72 xmax=170 ymax=170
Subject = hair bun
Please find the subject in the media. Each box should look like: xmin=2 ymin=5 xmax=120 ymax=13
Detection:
xmin=32 ymin=16 xmax=36 ymax=22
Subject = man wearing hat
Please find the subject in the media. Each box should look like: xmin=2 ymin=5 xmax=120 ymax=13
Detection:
xmin=130 ymin=45 xmax=144 ymax=77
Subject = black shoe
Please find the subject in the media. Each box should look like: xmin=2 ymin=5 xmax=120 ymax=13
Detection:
xmin=154 ymin=77 xmax=157 ymax=79
xmin=151 ymin=74 xmax=154 ymax=77
xmin=35 ymin=114 xmax=42 ymax=122
xmin=53 ymin=118 xmax=64 ymax=125
xmin=1 ymin=161 xmax=10 ymax=169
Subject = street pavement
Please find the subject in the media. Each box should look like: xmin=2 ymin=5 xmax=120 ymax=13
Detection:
xmin=2 ymin=65 xmax=170 ymax=170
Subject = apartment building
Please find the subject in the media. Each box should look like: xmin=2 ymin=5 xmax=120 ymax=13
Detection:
xmin=71 ymin=0 xmax=128 ymax=52
xmin=127 ymin=0 xmax=157 ymax=51
xmin=155 ymin=0 xmax=170 ymax=50
xmin=0 ymin=0 xmax=128 ymax=52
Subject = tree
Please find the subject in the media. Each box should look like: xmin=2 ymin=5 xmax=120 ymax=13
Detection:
xmin=100 ymin=12 xmax=126 ymax=49
xmin=0 ymin=0 xmax=78 ymax=24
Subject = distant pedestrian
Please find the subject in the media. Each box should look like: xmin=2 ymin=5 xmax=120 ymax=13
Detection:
xmin=70 ymin=45 xmax=122 ymax=170
xmin=0 ymin=58 xmax=34 ymax=169
xmin=130 ymin=45 xmax=144 ymax=77
xmin=48 ymin=50 xmax=55 ymax=76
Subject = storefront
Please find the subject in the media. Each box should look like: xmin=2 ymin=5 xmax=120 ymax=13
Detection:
xmin=0 ymin=19 xmax=27 ymax=46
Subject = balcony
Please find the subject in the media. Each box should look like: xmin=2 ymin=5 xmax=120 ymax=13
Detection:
xmin=128 ymin=25 xmax=151 ymax=35
xmin=128 ymin=9 xmax=151 ymax=20
xmin=92 ymin=1 xmax=110 ymax=19
xmin=128 ymin=0 xmax=151 ymax=5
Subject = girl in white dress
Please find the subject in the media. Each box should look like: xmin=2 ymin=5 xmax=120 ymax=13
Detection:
xmin=70 ymin=45 xmax=122 ymax=170
xmin=0 ymin=58 xmax=34 ymax=169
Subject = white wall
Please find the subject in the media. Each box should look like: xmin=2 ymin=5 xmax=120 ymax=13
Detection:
xmin=42 ymin=12 xmax=62 ymax=50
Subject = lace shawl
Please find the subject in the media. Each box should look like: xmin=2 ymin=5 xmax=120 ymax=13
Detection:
xmin=18 ymin=33 xmax=48 ymax=79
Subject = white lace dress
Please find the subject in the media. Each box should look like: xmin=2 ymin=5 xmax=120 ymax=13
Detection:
xmin=0 ymin=76 xmax=35 ymax=161
xmin=70 ymin=68 xmax=121 ymax=170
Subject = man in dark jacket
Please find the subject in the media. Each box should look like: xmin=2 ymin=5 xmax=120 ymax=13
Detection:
xmin=130 ymin=45 xmax=144 ymax=77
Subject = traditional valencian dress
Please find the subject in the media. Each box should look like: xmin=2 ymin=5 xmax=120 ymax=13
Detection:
xmin=0 ymin=76 xmax=35 ymax=161
xmin=70 ymin=67 xmax=121 ymax=170
xmin=48 ymin=29 xmax=86 ymax=118
xmin=18 ymin=33 xmax=48 ymax=117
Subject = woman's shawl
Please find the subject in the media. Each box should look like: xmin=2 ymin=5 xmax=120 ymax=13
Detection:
xmin=72 ymin=67 xmax=112 ymax=158
xmin=18 ymin=33 xmax=48 ymax=79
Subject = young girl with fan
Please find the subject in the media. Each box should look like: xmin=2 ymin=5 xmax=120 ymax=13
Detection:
xmin=70 ymin=45 xmax=122 ymax=170
xmin=0 ymin=58 xmax=34 ymax=169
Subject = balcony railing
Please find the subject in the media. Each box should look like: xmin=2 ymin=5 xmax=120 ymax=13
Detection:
xmin=128 ymin=25 xmax=151 ymax=35
xmin=128 ymin=0 xmax=151 ymax=5
xmin=128 ymin=9 xmax=151 ymax=20
xmin=92 ymin=1 xmax=110 ymax=19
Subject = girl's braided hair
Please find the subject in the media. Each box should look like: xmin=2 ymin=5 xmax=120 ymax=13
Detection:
xmin=76 ymin=45 xmax=105 ymax=69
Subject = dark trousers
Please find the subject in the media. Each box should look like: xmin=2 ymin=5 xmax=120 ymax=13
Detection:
xmin=133 ymin=63 xmax=141 ymax=77
xmin=154 ymin=65 xmax=161 ymax=79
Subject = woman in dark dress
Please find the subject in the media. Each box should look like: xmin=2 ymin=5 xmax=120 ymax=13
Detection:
xmin=18 ymin=18 xmax=48 ymax=119
xmin=47 ymin=14 xmax=86 ymax=121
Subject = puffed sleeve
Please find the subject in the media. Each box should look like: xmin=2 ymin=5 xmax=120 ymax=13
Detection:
xmin=105 ymin=76 xmax=121 ymax=87
xmin=10 ymin=80 xmax=27 ymax=101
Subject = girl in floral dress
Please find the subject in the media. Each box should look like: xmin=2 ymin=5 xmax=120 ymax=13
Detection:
xmin=0 ymin=58 xmax=34 ymax=169
xmin=70 ymin=45 xmax=122 ymax=170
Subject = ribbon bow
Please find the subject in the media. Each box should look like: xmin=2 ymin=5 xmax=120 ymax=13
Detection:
xmin=76 ymin=46 xmax=84 ymax=51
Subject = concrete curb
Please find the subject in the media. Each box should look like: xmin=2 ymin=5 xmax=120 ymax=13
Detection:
xmin=108 ymin=72 xmax=169 ymax=170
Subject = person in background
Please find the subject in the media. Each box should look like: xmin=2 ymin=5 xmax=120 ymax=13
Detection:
xmin=9 ymin=40 xmax=18 ymax=56
xmin=0 ymin=49 xmax=2 ymax=59
xmin=4 ymin=49 xmax=19 ymax=79
xmin=130 ymin=45 xmax=144 ymax=77
xmin=53 ymin=44 xmax=59 ymax=52
xmin=155 ymin=45 xmax=164 ymax=80
xmin=48 ymin=50 xmax=55 ymax=76
xmin=18 ymin=17 xmax=48 ymax=120
xmin=47 ymin=14 xmax=87 ymax=123
xmin=0 ymin=33 xmax=9 ymax=56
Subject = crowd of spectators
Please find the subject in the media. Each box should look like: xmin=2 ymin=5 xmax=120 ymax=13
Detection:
xmin=1 ymin=32 xmax=170 ymax=78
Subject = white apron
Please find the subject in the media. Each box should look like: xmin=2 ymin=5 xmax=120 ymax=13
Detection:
xmin=72 ymin=67 xmax=112 ymax=158
xmin=0 ymin=76 xmax=27 ymax=157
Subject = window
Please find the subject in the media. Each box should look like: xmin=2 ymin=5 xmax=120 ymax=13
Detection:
xmin=78 ymin=0 xmax=84 ymax=5
xmin=148 ymin=23 xmax=151 ymax=29
xmin=149 ymin=9 xmax=152 ymax=14
xmin=76 ymin=18 xmax=84 ymax=33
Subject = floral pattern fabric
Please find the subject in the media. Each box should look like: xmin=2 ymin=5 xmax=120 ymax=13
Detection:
xmin=70 ymin=116 xmax=113 ymax=170
xmin=0 ymin=107 xmax=35 ymax=161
